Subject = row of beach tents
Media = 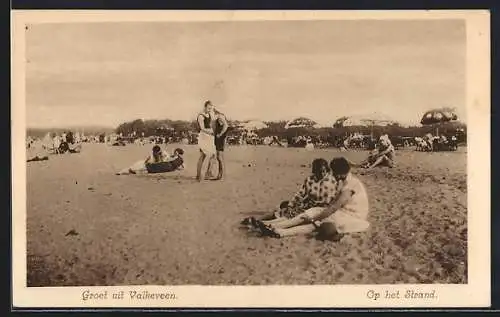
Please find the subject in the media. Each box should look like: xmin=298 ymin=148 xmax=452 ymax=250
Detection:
xmin=234 ymin=107 xmax=462 ymax=135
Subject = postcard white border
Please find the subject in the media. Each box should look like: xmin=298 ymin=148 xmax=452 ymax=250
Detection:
xmin=11 ymin=10 xmax=491 ymax=308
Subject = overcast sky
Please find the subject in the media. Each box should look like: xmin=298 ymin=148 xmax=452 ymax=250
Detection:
xmin=25 ymin=19 xmax=465 ymax=128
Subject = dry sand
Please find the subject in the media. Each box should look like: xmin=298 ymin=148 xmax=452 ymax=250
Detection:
xmin=26 ymin=143 xmax=467 ymax=286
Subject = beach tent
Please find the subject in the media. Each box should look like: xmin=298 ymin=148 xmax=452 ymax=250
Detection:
xmin=240 ymin=120 xmax=268 ymax=131
xmin=333 ymin=113 xmax=398 ymax=138
xmin=285 ymin=117 xmax=319 ymax=129
xmin=333 ymin=113 xmax=397 ymax=128
xmin=420 ymin=107 xmax=458 ymax=135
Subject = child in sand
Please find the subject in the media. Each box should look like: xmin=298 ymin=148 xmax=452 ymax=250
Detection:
xmin=255 ymin=157 xmax=370 ymax=241
xmin=241 ymin=158 xmax=338 ymax=225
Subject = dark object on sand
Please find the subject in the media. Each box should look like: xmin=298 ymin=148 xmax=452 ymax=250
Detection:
xmin=58 ymin=141 xmax=70 ymax=153
xmin=316 ymin=222 xmax=344 ymax=242
xmin=27 ymin=156 xmax=49 ymax=162
xmin=65 ymin=229 xmax=79 ymax=236
xmin=279 ymin=201 xmax=290 ymax=209
xmin=146 ymin=158 xmax=183 ymax=174
xmin=432 ymin=138 xmax=458 ymax=152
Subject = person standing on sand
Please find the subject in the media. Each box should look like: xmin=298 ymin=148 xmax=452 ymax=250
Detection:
xmin=256 ymin=157 xmax=370 ymax=241
xmin=196 ymin=100 xmax=217 ymax=181
xmin=206 ymin=108 xmax=229 ymax=180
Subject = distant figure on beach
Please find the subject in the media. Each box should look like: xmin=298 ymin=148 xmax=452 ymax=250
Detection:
xmin=360 ymin=134 xmax=395 ymax=169
xmin=241 ymin=158 xmax=338 ymax=225
xmin=305 ymin=137 xmax=315 ymax=151
xmin=251 ymin=157 xmax=370 ymax=240
xmin=53 ymin=134 xmax=62 ymax=153
xmin=27 ymin=139 xmax=50 ymax=162
xmin=206 ymin=108 xmax=229 ymax=180
xmin=268 ymin=136 xmax=284 ymax=147
xmin=58 ymin=140 xmax=82 ymax=154
xmin=116 ymin=145 xmax=184 ymax=175
xmin=27 ymin=155 xmax=49 ymax=162
xmin=196 ymin=100 xmax=217 ymax=181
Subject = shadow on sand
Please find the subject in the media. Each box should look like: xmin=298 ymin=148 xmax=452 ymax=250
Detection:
xmin=135 ymin=173 xmax=198 ymax=182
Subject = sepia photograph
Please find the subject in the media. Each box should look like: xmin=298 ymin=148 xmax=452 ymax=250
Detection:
xmin=12 ymin=10 xmax=490 ymax=308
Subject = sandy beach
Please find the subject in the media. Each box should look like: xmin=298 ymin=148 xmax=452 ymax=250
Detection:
xmin=26 ymin=143 xmax=467 ymax=286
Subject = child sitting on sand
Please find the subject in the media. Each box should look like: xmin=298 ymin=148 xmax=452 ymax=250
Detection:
xmin=116 ymin=145 xmax=184 ymax=175
xmin=254 ymin=157 xmax=370 ymax=241
xmin=241 ymin=158 xmax=338 ymax=225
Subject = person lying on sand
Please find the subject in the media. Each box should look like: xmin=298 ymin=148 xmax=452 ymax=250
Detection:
xmin=241 ymin=158 xmax=338 ymax=224
xmin=116 ymin=145 xmax=184 ymax=175
xmin=252 ymin=157 xmax=370 ymax=241
xmin=359 ymin=135 xmax=395 ymax=169
xmin=27 ymin=155 xmax=49 ymax=162
xmin=27 ymin=140 xmax=50 ymax=162
xmin=145 ymin=148 xmax=186 ymax=174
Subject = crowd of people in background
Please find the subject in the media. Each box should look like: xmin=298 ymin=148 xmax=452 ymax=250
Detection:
xmin=27 ymin=126 xmax=464 ymax=160
xmin=26 ymin=127 xmax=463 ymax=165
xmin=26 ymin=99 xmax=465 ymax=167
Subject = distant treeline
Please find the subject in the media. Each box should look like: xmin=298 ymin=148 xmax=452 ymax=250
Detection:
xmin=114 ymin=118 xmax=467 ymax=139
xmin=27 ymin=126 xmax=115 ymax=138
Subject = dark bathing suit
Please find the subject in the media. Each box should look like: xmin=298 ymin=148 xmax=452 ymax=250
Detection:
xmin=199 ymin=114 xmax=212 ymax=132
xmin=146 ymin=157 xmax=184 ymax=174
xmin=214 ymin=116 xmax=228 ymax=152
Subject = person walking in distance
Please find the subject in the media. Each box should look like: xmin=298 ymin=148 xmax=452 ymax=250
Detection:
xmin=206 ymin=108 xmax=229 ymax=180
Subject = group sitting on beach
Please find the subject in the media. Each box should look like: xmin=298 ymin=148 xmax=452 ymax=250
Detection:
xmin=241 ymin=156 xmax=370 ymax=241
xmin=116 ymin=145 xmax=185 ymax=175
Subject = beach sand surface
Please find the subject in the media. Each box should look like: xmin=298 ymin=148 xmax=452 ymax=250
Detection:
xmin=26 ymin=143 xmax=467 ymax=286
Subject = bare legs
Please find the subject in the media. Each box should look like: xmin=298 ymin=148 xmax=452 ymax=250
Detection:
xmin=116 ymin=160 xmax=147 ymax=175
xmin=274 ymin=224 xmax=317 ymax=237
xmin=367 ymin=155 xmax=393 ymax=169
xmin=205 ymin=154 xmax=216 ymax=178
xmin=261 ymin=207 xmax=326 ymax=237
xmin=204 ymin=151 xmax=225 ymax=180
xmin=196 ymin=151 xmax=208 ymax=181
xmin=262 ymin=215 xmax=307 ymax=228
xmin=216 ymin=151 xmax=225 ymax=180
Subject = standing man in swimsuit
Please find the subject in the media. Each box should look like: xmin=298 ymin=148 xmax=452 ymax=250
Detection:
xmin=206 ymin=108 xmax=229 ymax=180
